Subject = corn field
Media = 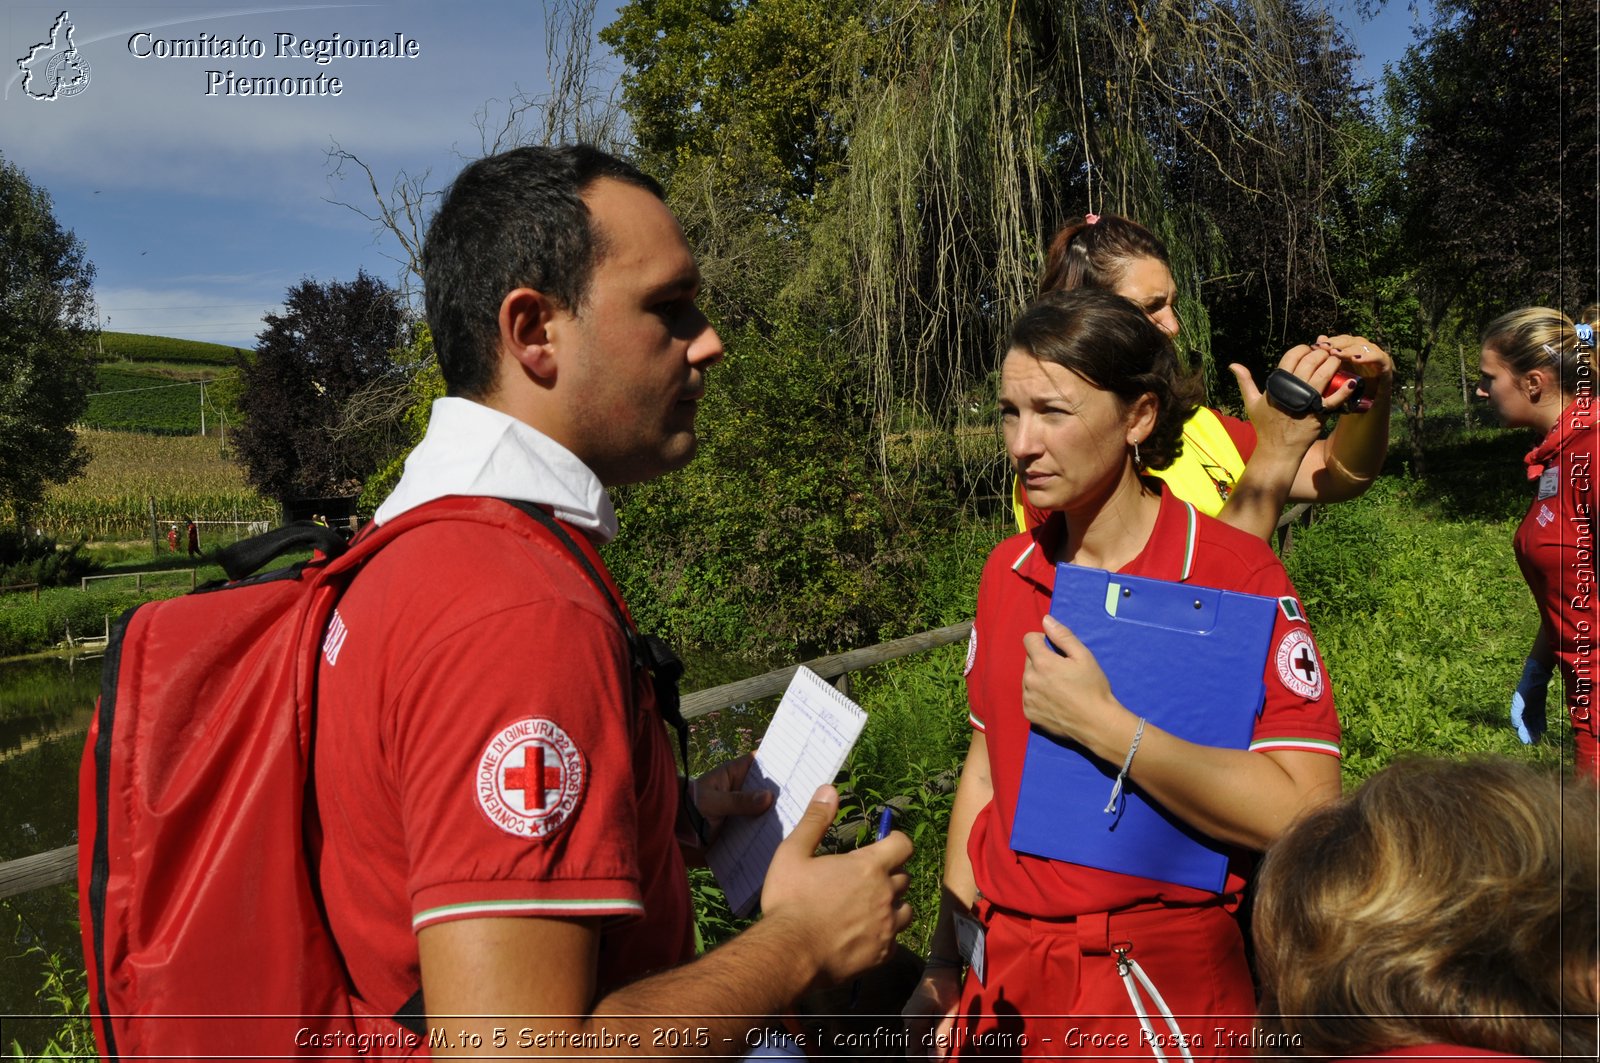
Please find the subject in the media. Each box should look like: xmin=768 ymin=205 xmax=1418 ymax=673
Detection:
xmin=27 ymin=430 xmax=278 ymax=538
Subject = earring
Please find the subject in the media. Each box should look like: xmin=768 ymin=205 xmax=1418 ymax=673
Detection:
xmin=1132 ymin=439 xmax=1143 ymax=468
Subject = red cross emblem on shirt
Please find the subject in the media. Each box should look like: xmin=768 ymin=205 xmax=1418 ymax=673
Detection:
xmin=1293 ymin=647 xmax=1318 ymax=682
xmin=503 ymin=744 xmax=562 ymax=811
xmin=1275 ymin=628 xmax=1325 ymax=700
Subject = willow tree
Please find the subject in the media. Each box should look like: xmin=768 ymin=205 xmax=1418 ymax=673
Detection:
xmin=789 ymin=0 xmax=1364 ymax=482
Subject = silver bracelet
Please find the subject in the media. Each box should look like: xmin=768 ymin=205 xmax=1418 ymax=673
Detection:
xmin=1104 ymin=717 xmax=1147 ymax=814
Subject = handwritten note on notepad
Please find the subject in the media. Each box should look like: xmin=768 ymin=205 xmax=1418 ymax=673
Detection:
xmin=707 ymin=666 xmax=867 ymax=917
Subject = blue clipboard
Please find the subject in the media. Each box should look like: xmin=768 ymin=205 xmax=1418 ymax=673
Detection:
xmin=1009 ymin=563 xmax=1278 ymax=892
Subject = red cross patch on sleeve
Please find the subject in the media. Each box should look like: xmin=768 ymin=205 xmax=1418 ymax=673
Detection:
xmin=1274 ymin=629 xmax=1325 ymax=700
xmin=475 ymin=718 xmax=586 ymax=839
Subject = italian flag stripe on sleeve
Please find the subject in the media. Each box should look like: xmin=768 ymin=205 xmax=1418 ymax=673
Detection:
xmin=1249 ymin=736 xmax=1340 ymax=756
xmin=1278 ymin=596 xmax=1305 ymax=622
xmin=413 ymin=896 xmax=644 ymax=930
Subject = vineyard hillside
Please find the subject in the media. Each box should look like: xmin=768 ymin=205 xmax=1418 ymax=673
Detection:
xmin=87 ymin=366 xmax=237 ymax=435
xmin=97 ymin=331 xmax=248 ymax=366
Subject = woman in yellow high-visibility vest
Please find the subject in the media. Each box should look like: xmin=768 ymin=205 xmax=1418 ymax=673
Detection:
xmin=1011 ymin=214 xmax=1393 ymax=541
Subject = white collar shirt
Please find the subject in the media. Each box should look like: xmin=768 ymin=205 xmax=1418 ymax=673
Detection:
xmin=372 ymin=396 xmax=617 ymax=543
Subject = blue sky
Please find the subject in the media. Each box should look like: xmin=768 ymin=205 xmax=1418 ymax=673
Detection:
xmin=3 ymin=1 xmax=1436 ymax=350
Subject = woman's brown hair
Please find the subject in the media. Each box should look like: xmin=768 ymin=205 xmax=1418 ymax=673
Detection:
xmin=1008 ymin=289 xmax=1201 ymax=471
xmin=1039 ymin=214 xmax=1172 ymax=295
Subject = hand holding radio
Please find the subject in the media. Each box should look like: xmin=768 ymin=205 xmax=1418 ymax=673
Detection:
xmin=1266 ymin=335 xmax=1392 ymax=418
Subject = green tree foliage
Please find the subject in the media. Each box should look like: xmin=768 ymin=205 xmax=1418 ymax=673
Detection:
xmin=1334 ymin=0 xmax=1598 ymax=472
xmin=0 ymin=155 xmax=97 ymax=520
xmin=607 ymin=0 xmax=1366 ymax=426
xmin=602 ymin=0 xmax=860 ymax=216
xmin=234 ymin=270 xmax=406 ymax=500
xmin=1392 ymin=0 xmax=1597 ymax=316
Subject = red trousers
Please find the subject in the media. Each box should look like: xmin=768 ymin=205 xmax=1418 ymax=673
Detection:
xmin=947 ymin=901 xmax=1256 ymax=1061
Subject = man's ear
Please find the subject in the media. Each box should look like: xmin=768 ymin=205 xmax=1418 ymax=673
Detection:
xmin=498 ymin=287 xmax=565 ymax=382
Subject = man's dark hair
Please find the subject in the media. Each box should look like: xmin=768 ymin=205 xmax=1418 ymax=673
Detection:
xmin=1008 ymin=288 xmax=1201 ymax=471
xmin=422 ymin=145 xmax=664 ymax=398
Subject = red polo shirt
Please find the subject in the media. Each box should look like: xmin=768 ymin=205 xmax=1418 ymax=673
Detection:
xmin=313 ymin=502 xmax=694 ymax=1017
xmin=965 ymin=488 xmax=1340 ymax=918
xmin=1515 ymin=396 xmax=1600 ymax=744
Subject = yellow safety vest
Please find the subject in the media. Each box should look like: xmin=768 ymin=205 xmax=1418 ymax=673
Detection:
xmin=1010 ymin=407 xmax=1247 ymax=531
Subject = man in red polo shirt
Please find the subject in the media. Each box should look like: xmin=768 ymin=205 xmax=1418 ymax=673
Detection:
xmin=314 ymin=145 xmax=912 ymax=1053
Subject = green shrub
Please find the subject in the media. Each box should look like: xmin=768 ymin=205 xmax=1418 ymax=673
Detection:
xmin=0 ymin=532 xmax=100 ymax=589
xmin=5 ymin=912 xmax=91 ymax=1062
xmin=0 ymin=585 xmax=171 ymax=657
xmin=606 ymin=317 xmax=1002 ymax=661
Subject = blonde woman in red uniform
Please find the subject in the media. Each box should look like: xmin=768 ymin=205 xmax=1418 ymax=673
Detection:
xmin=904 ymin=289 xmax=1341 ymax=1059
xmin=1015 ymin=214 xmax=1393 ymax=542
xmin=1475 ymin=307 xmax=1599 ymax=776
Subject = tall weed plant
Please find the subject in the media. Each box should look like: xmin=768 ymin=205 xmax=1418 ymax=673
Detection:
xmin=6 ymin=908 xmax=92 ymax=1061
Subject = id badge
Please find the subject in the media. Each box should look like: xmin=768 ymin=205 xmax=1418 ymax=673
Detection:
xmin=1539 ymin=465 xmax=1560 ymax=500
xmin=953 ymin=909 xmax=987 ymax=986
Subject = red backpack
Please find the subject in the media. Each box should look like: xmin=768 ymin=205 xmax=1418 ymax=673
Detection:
xmin=77 ymin=497 xmax=688 ymax=1060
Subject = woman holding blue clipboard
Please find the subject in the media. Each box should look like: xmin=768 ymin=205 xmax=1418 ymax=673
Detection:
xmin=903 ymin=290 xmax=1342 ymax=1060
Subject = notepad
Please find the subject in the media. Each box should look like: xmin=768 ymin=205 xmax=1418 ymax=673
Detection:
xmin=707 ymin=666 xmax=868 ymax=917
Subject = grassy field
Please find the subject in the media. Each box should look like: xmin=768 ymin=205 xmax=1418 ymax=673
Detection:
xmin=33 ymin=430 xmax=275 ymax=539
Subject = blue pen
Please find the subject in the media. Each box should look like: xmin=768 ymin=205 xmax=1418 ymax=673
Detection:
xmin=849 ymin=806 xmax=896 ymax=1010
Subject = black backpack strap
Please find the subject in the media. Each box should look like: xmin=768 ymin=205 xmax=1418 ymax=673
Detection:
xmin=216 ymin=521 xmax=349 ymax=581
xmin=498 ymin=501 xmax=707 ymax=845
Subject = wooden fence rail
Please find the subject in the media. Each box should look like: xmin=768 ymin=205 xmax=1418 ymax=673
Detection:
xmin=81 ymin=570 xmax=197 ymax=593
xmin=0 ymin=621 xmax=973 ymax=900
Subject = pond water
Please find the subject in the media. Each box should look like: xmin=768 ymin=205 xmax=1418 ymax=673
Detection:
xmin=1 ymin=653 xmax=99 ymax=1049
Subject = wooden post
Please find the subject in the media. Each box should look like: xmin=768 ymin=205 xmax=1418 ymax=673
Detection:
xmin=148 ymin=495 xmax=159 ymax=558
